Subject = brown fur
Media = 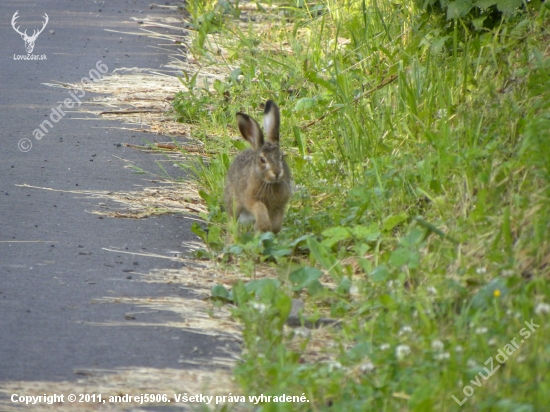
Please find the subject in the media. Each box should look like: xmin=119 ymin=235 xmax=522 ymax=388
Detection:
xmin=224 ymin=101 xmax=292 ymax=233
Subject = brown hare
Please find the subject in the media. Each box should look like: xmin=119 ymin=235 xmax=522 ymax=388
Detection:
xmin=224 ymin=100 xmax=292 ymax=234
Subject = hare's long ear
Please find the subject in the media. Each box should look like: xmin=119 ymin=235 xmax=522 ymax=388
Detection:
xmin=263 ymin=100 xmax=280 ymax=144
xmin=236 ymin=112 xmax=264 ymax=150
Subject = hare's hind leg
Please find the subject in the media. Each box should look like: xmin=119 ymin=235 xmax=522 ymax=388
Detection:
xmin=250 ymin=201 xmax=272 ymax=233
xmin=225 ymin=192 xmax=242 ymax=221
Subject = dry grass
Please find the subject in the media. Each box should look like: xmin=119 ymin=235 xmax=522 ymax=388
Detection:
xmin=16 ymin=182 xmax=206 ymax=219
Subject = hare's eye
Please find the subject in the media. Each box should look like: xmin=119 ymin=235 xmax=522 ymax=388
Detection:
xmin=260 ymin=156 xmax=266 ymax=164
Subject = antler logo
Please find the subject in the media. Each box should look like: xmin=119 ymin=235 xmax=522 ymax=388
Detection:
xmin=11 ymin=11 xmax=49 ymax=54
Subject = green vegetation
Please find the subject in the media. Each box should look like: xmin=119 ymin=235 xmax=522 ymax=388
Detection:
xmin=173 ymin=0 xmax=550 ymax=410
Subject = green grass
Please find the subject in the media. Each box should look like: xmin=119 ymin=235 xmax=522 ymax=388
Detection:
xmin=172 ymin=0 xmax=550 ymax=410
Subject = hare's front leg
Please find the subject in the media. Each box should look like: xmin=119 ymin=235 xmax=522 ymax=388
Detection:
xmin=250 ymin=201 xmax=272 ymax=233
xmin=270 ymin=209 xmax=285 ymax=234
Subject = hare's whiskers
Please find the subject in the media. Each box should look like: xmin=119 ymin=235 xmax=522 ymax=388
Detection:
xmin=261 ymin=181 xmax=271 ymax=202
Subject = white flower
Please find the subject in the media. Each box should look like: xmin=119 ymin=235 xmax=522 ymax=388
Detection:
xmin=535 ymin=302 xmax=550 ymax=315
xmin=467 ymin=359 xmax=477 ymax=368
xmin=436 ymin=108 xmax=447 ymax=119
xmin=475 ymin=326 xmax=488 ymax=334
xmin=488 ymin=337 xmax=497 ymax=346
xmin=455 ymin=345 xmax=463 ymax=353
xmin=434 ymin=352 xmax=450 ymax=361
xmin=431 ymin=339 xmax=444 ymax=352
xmin=501 ymin=269 xmax=515 ymax=277
xmin=319 ymin=178 xmax=328 ymax=184
xmin=379 ymin=343 xmax=390 ymax=351
xmin=476 ymin=267 xmax=487 ymax=275
xmin=303 ymin=155 xmax=313 ymax=162
xmin=237 ymin=74 xmax=244 ymax=81
xmin=395 ymin=344 xmax=411 ymax=360
xmin=250 ymin=302 xmax=266 ymax=313
xmin=327 ymin=158 xmax=338 ymax=165
xmin=326 ymin=361 xmax=342 ymax=372
xmin=426 ymin=286 xmax=437 ymax=295
xmin=398 ymin=325 xmax=412 ymax=336
xmin=360 ymin=360 xmax=375 ymax=373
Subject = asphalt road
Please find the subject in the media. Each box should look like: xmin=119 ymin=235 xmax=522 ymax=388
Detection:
xmin=0 ymin=0 xmax=225 ymax=385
